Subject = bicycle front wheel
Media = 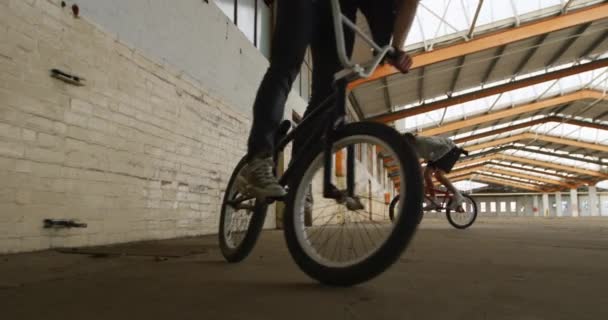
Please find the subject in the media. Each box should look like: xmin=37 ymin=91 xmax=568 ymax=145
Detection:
xmin=219 ymin=157 xmax=268 ymax=263
xmin=446 ymin=194 xmax=477 ymax=229
xmin=283 ymin=122 xmax=423 ymax=286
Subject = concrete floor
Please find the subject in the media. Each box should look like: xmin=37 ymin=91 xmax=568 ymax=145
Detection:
xmin=1 ymin=217 xmax=608 ymax=320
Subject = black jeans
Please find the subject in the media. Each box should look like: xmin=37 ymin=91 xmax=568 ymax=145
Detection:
xmin=246 ymin=0 xmax=395 ymax=160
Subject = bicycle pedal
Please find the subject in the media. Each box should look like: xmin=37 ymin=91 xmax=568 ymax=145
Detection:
xmin=265 ymin=195 xmax=285 ymax=203
xmin=345 ymin=197 xmax=364 ymax=211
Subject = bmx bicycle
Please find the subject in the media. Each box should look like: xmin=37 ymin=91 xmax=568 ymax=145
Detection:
xmin=218 ymin=0 xmax=423 ymax=286
xmin=389 ymin=187 xmax=478 ymax=229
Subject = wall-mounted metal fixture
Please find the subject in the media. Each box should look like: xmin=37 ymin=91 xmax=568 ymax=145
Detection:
xmin=43 ymin=219 xmax=88 ymax=229
xmin=71 ymin=4 xmax=79 ymax=17
xmin=50 ymin=69 xmax=85 ymax=86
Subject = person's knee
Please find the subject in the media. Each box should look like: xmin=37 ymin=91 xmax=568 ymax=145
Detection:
xmin=424 ymin=171 xmax=431 ymax=179
xmin=266 ymin=61 xmax=302 ymax=86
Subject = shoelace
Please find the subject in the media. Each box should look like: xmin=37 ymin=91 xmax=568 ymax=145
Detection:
xmin=251 ymin=159 xmax=276 ymax=185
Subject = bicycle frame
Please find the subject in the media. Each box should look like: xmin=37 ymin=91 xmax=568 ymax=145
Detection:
xmin=270 ymin=0 xmax=396 ymax=200
xmin=425 ymin=187 xmax=453 ymax=209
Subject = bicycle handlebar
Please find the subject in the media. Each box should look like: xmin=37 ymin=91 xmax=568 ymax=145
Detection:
xmin=331 ymin=0 xmax=395 ymax=80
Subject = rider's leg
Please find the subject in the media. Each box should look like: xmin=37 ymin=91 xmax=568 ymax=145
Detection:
xmin=423 ymin=165 xmax=435 ymax=198
xmin=243 ymin=0 xmax=314 ymax=198
xmin=430 ymin=148 xmax=465 ymax=209
xmin=291 ymin=1 xmax=357 ymax=206
xmin=359 ymin=0 xmax=396 ymax=48
xmin=434 ymin=170 xmax=458 ymax=196
xmin=248 ymin=0 xmax=314 ymax=159
xmin=423 ymin=165 xmax=440 ymax=210
xmin=434 ymin=170 xmax=464 ymax=209
xmin=291 ymin=1 xmax=357 ymax=159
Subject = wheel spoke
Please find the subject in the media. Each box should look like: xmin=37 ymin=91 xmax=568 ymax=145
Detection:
xmin=289 ymin=131 xmax=422 ymax=270
xmin=307 ymin=211 xmax=343 ymax=244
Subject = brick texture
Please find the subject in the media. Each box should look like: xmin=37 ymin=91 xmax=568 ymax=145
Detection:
xmin=0 ymin=0 xmax=303 ymax=253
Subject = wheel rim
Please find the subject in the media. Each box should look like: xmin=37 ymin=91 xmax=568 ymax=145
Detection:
xmin=223 ymin=170 xmax=256 ymax=250
xmin=292 ymin=135 xmax=406 ymax=268
xmin=449 ymin=196 xmax=476 ymax=226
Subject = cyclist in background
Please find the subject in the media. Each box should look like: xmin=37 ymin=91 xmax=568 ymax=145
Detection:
xmin=403 ymin=133 xmax=467 ymax=210
xmin=240 ymin=0 xmax=421 ymax=199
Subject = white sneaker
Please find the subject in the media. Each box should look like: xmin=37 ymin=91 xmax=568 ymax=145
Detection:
xmin=449 ymin=193 xmax=465 ymax=210
xmin=424 ymin=198 xmax=441 ymax=211
xmin=237 ymin=156 xmax=286 ymax=199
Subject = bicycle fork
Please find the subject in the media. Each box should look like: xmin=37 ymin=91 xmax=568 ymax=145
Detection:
xmin=322 ymin=79 xmax=363 ymax=210
xmin=323 ymin=79 xmax=348 ymax=198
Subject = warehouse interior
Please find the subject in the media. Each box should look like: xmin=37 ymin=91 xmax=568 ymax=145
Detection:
xmin=1 ymin=0 xmax=607 ymax=319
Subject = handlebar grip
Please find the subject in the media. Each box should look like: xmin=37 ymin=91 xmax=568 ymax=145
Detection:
xmin=385 ymin=47 xmax=398 ymax=60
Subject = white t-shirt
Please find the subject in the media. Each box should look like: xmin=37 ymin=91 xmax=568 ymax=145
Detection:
xmin=414 ymin=136 xmax=456 ymax=162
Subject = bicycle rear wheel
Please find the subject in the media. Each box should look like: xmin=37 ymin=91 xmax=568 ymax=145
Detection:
xmin=389 ymin=195 xmax=399 ymax=222
xmin=219 ymin=157 xmax=268 ymax=262
xmin=446 ymin=194 xmax=477 ymax=229
xmin=283 ymin=122 xmax=423 ymax=286
xmin=390 ymin=194 xmax=423 ymax=225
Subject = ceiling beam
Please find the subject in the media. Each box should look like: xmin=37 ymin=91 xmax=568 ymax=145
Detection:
xmin=453 ymin=153 xmax=607 ymax=178
xmin=495 ymin=153 xmax=608 ymax=179
xmin=488 ymin=161 xmax=589 ymax=185
xmin=481 ymin=45 xmax=506 ymax=84
xmin=451 ymin=173 xmax=544 ymax=191
xmin=467 ymin=0 xmax=485 ymax=38
xmin=447 ymin=165 xmax=548 ymax=188
xmin=562 ymin=0 xmax=576 ymax=13
xmin=546 ymin=22 xmax=592 ymax=67
xmin=454 ymin=115 xmax=608 ymax=144
xmin=446 ymin=165 xmax=484 ymax=178
xmin=455 ymin=154 xmax=500 ymax=169
xmin=368 ymin=60 xmax=608 ymax=123
xmin=449 ymin=56 xmax=466 ymax=95
xmin=419 ymin=89 xmax=605 ymax=136
xmin=475 ymin=175 xmax=545 ymax=192
xmin=418 ymin=67 xmax=425 ymax=103
xmin=531 ymin=133 xmax=608 ymax=153
xmin=478 ymin=172 xmax=548 ymax=188
xmin=348 ymin=2 xmax=608 ymax=89
xmin=348 ymin=94 xmax=365 ymax=120
xmin=512 ymin=34 xmax=548 ymax=77
xmin=581 ymin=29 xmax=608 ymax=58
xmin=482 ymin=166 xmax=575 ymax=188
xmin=450 ymin=160 xmax=584 ymax=186
xmin=464 ymin=145 xmax=606 ymax=166
xmin=382 ymin=78 xmax=392 ymax=111
xmin=466 ymin=132 xmax=608 ymax=153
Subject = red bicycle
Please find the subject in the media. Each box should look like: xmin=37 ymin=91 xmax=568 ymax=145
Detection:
xmin=389 ymin=187 xmax=477 ymax=229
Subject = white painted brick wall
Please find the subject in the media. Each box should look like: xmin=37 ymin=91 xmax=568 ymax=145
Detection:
xmin=0 ymin=0 xmax=305 ymax=253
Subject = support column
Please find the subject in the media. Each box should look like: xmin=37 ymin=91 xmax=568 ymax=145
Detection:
xmin=555 ymin=192 xmax=563 ymax=217
xmin=542 ymin=193 xmax=550 ymax=217
xmin=589 ymin=186 xmax=599 ymax=217
xmin=570 ymin=188 xmax=579 ymax=217
xmin=533 ymin=195 xmax=540 ymax=217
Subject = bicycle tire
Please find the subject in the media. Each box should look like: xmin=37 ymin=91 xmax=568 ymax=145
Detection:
xmin=390 ymin=194 xmax=423 ymax=225
xmin=446 ymin=194 xmax=477 ymax=229
xmin=283 ymin=122 xmax=423 ymax=286
xmin=219 ymin=157 xmax=268 ymax=263
xmin=389 ymin=195 xmax=399 ymax=222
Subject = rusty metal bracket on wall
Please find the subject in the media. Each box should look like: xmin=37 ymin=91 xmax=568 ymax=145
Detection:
xmin=43 ymin=219 xmax=88 ymax=229
xmin=50 ymin=69 xmax=85 ymax=86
